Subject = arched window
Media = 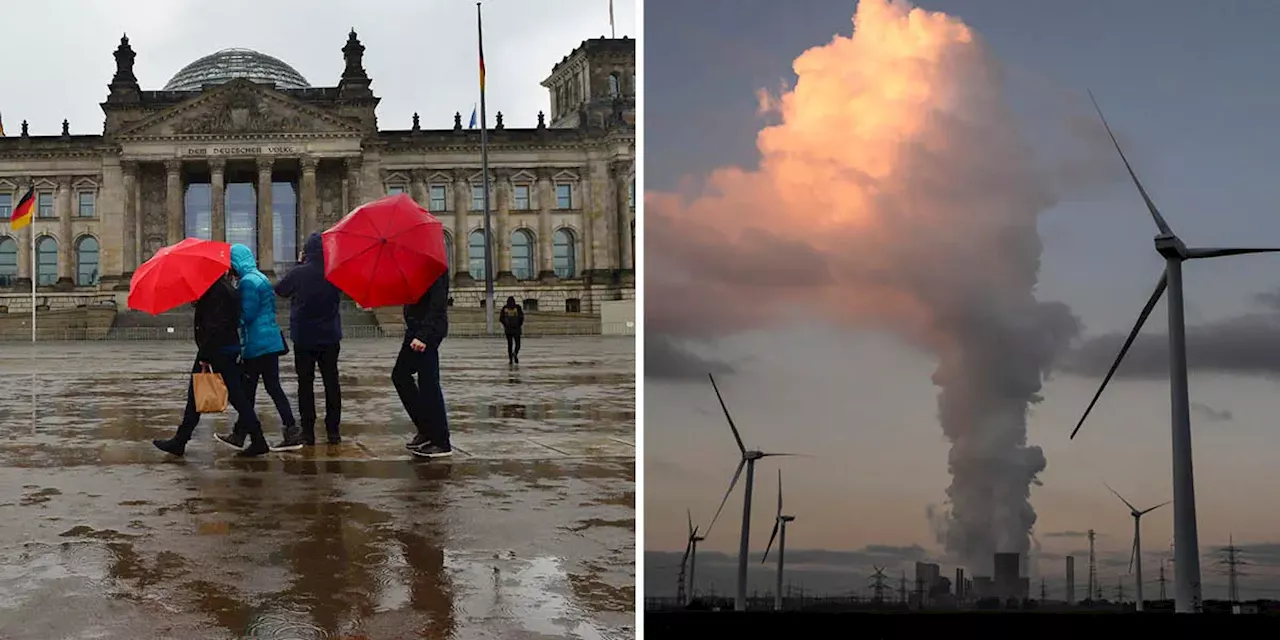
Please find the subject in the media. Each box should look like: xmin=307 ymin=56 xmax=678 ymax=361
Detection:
xmin=468 ymin=230 xmax=490 ymax=280
xmin=76 ymin=236 xmax=100 ymax=286
xmin=36 ymin=236 xmax=58 ymax=286
xmin=609 ymin=72 xmax=621 ymax=97
xmin=0 ymin=237 xmax=17 ymax=287
xmin=553 ymin=228 xmax=575 ymax=279
xmin=511 ymin=229 xmax=535 ymax=279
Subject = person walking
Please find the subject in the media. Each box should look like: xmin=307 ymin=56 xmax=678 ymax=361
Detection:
xmin=392 ymin=269 xmax=452 ymax=458
xmin=153 ymin=270 xmax=269 ymax=457
xmin=499 ymin=296 xmax=524 ymax=365
xmin=219 ymin=243 xmax=303 ymax=452
xmin=274 ymin=232 xmax=344 ymax=445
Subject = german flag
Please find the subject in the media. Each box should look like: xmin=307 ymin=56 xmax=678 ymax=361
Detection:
xmin=9 ymin=185 xmax=33 ymax=230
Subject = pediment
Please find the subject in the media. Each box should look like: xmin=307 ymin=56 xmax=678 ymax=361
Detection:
xmin=552 ymin=169 xmax=579 ymax=182
xmin=425 ymin=171 xmax=452 ymax=183
xmin=118 ymin=79 xmax=365 ymax=138
xmin=510 ymin=170 xmax=537 ymax=183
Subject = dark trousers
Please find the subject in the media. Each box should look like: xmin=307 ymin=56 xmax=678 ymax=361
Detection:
xmin=391 ymin=341 xmax=450 ymax=446
xmin=295 ymin=343 xmax=342 ymax=440
xmin=505 ymin=333 xmax=521 ymax=360
xmin=242 ymin=353 xmax=297 ymax=435
xmin=176 ymin=349 xmax=261 ymax=441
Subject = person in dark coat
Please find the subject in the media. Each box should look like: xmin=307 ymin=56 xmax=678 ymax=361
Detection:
xmin=499 ymin=296 xmax=524 ymax=365
xmin=274 ymin=232 xmax=343 ymax=445
xmin=153 ymin=270 xmax=269 ymax=457
xmin=220 ymin=243 xmax=301 ymax=452
xmin=393 ymin=270 xmax=452 ymax=458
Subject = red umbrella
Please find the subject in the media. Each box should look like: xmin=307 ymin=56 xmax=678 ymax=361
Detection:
xmin=127 ymin=238 xmax=233 ymax=315
xmin=322 ymin=193 xmax=448 ymax=308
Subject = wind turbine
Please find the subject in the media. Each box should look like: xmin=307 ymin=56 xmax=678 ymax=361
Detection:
xmin=1070 ymin=91 xmax=1280 ymax=613
xmin=704 ymin=373 xmax=800 ymax=612
xmin=761 ymin=469 xmax=795 ymax=611
xmin=1106 ymin=483 xmax=1169 ymax=612
xmin=680 ymin=509 xmax=705 ymax=606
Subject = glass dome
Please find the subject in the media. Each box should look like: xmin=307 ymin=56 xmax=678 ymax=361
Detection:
xmin=163 ymin=48 xmax=310 ymax=91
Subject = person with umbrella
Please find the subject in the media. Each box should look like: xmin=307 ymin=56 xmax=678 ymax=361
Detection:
xmin=151 ymin=268 xmax=269 ymax=458
xmin=274 ymin=232 xmax=344 ymax=445
xmin=499 ymin=296 xmax=525 ymax=365
xmin=322 ymin=193 xmax=453 ymax=458
xmin=216 ymin=243 xmax=303 ymax=452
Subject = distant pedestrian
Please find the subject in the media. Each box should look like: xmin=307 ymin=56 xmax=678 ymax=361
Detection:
xmin=499 ymin=296 xmax=524 ymax=365
xmin=221 ymin=243 xmax=302 ymax=452
xmin=393 ymin=270 xmax=452 ymax=458
xmin=153 ymin=270 xmax=268 ymax=457
xmin=274 ymin=232 xmax=344 ymax=445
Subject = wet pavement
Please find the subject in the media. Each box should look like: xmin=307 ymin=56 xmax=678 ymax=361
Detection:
xmin=0 ymin=337 xmax=636 ymax=640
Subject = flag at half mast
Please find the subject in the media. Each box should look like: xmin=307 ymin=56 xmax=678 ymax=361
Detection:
xmin=10 ymin=184 xmax=34 ymax=230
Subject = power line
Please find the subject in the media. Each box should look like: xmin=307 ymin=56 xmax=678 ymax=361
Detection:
xmin=1218 ymin=535 xmax=1247 ymax=604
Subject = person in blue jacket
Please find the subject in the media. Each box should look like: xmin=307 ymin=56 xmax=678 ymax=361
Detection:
xmin=274 ymin=232 xmax=344 ymax=445
xmin=216 ymin=244 xmax=302 ymax=452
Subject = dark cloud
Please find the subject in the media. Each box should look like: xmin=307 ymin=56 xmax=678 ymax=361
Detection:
xmin=1191 ymin=401 xmax=1233 ymax=422
xmin=645 ymin=334 xmax=734 ymax=380
xmin=1062 ymin=312 xmax=1280 ymax=380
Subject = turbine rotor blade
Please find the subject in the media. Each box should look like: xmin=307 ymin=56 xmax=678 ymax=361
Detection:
xmin=709 ymin=374 xmax=746 ymax=454
xmin=682 ymin=537 xmax=693 ymax=570
xmin=1104 ymin=482 xmax=1139 ymax=513
xmin=1185 ymin=247 xmax=1280 ymax=259
xmin=760 ymin=452 xmax=807 ymax=458
xmin=762 ymin=518 xmax=781 ymax=564
xmin=1088 ymin=89 xmax=1173 ymax=236
xmin=687 ymin=508 xmax=694 ymax=538
xmin=1071 ymin=272 xmax=1168 ymax=440
xmin=777 ymin=469 xmax=783 ymax=516
xmin=1129 ymin=535 xmax=1137 ymax=575
xmin=704 ymin=458 xmax=746 ymax=538
xmin=1140 ymin=500 xmax=1172 ymax=516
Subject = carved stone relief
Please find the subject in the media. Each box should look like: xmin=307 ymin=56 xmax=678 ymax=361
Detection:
xmin=317 ymin=164 xmax=343 ymax=228
xmin=139 ymin=165 xmax=167 ymax=242
xmin=171 ymin=85 xmax=315 ymax=135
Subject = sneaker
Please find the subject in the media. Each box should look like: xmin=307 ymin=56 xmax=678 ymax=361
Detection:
xmin=514 ymin=354 xmax=519 ymax=364
xmin=270 ymin=435 xmax=305 ymax=452
xmin=405 ymin=433 xmax=431 ymax=450
xmin=214 ymin=432 xmax=246 ymax=450
xmin=237 ymin=436 xmax=270 ymax=458
xmin=410 ymin=444 xmax=453 ymax=458
xmin=327 ymin=436 xmax=342 ymax=445
xmin=152 ymin=438 xmax=186 ymax=457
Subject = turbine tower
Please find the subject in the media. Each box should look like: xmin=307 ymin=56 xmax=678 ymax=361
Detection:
xmin=1071 ymin=91 xmax=1280 ymax=613
xmin=1106 ymin=483 xmax=1170 ymax=612
xmin=679 ymin=509 xmax=705 ymax=606
xmin=704 ymin=373 xmax=799 ymax=611
xmin=761 ymin=469 xmax=796 ymax=611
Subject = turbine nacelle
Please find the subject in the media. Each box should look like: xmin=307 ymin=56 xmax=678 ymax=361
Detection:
xmin=780 ymin=515 xmax=795 ymax=523
xmin=1154 ymin=234 xmax=1187 ymax=259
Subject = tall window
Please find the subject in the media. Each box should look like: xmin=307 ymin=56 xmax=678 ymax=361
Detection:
xmin=468 ymin=230 xmax=489 ymax=280
xmin=272 ymin=182 xmax=298 ymax=274
xmin=0 ymin=237 xmax=16 ymax=287
xmin=609 ymin=72 xmax=621 ymax=97
xmin=471 ymin=184 xmax=492 ymax=211
xmin=443 ymin=231 xmax=454 ymax=274
xmin=513 ymin=184 xmax=531 ymax=210
xmin=36 ymin=236 xmax=57 ymax=285
xmin=185 ymin=183 xmax=212 ymax=239
xmin=629 ymin=180 xmax=635 ymax=210
xmin=511 ymin=229 xmax=534 ymax=279
xmin=429 ymin=184 xmax=447 ymax=212
xmin=225 ymin=183 xmax=256 ymax=251
xmin=0 ymin=194 xmax=11 ymax=219
xmin=75 ymin=236 xmax=99 ymax=286
xmin=553 ymin=228 xmax=575 ymax=278
xmin=387 ymin=184 xmax=407 ymax=196
xmin=77 ymin=191 xmax=96 ymax=218
xmin=556 ymin=183 xmax=573 ymax=209
xmin=37 ymin=193 xmax=53 ymax=218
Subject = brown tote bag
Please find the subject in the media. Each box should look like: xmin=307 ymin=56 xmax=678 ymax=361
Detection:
xmin=192 ymin=363 xmax=228 ymax=413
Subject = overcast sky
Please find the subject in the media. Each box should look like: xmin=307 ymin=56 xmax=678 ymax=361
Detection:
xmin=0 ymin=0 xmax=635 ymax=136
xmin=645 ymin=0 xmax=1280 ymax=601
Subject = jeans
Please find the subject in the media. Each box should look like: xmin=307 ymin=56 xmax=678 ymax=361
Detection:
xmin=505 ymin=333 xmax=521 ymax=361
xmin=176 ymin=349 xmax=261 ymax=442
xmin=391 ymin=341 xmax=450 ymax=447
xmin=242 ymin=353 xmax=297 ymax=435
xmin=295 ymin=343 xmax=342 ymax=441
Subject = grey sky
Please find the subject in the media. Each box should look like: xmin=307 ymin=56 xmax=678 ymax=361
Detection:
xmin=644 ymin=0 xmax=1280 ymax=599
xmin=0 ymin=0 xmax=635 ymax=136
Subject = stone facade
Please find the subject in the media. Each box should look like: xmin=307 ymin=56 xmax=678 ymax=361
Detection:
xmin=0 ymin=32 xmax=635 ymax=315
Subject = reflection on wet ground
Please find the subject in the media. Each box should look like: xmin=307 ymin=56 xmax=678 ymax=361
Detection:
xmin=0 ymin=338 xmax=635 ymax=639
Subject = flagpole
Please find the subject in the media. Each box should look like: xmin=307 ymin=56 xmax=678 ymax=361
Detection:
xmin=477 ymin=1 xmax=495 ymax=337
xmin=609 ymin=0 xmax=616 ymax=38
xmin=29 ymin=181 xmax=35 ymax=343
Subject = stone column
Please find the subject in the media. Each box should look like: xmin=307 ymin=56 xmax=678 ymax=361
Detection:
xmin=120 ymin=161 xmax=139 ymax=283
xmin=612 ymin=160 xmax=634 ymax=276
xmin=410 ymin=169 xmax=428 ymax=210
xmin=164 ymin=158 xmax=183 ymax=244
xmin=56 ymin=176 xmax=74 ymax=288
xmin=451 ymin=169 xmax=472 ymax=285
xmin=495 ymin=168 xmax=515 ymax=284
xmin=209 ymin=158 xmax=226 ymax=243
xmin=344 ymin=157 xmax=363 ymax=210
xmin=299 ymin=156 xmax=318 ymax=239
xmin=536 ymin=168 xmax=556 ymax=281
xmin=256 ymin=158 xmax=275 ymax=276
xmin=585 ymin=162 xmax=610 ymax=282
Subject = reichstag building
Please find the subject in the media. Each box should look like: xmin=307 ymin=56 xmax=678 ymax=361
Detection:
xmin=0 ymin=30 xmax=635 ymax=316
